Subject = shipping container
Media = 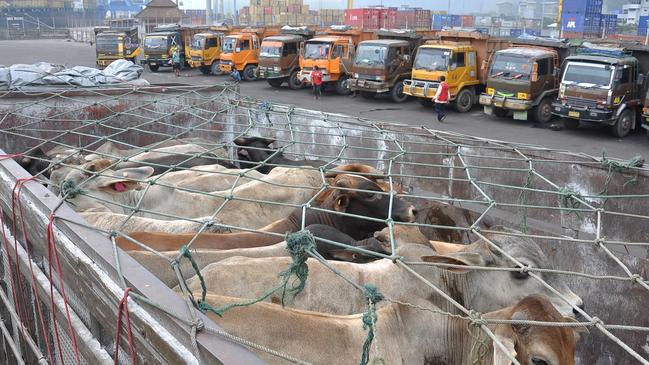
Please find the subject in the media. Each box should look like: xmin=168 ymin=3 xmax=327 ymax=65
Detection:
xmin=396 ymin=9 xmax=431 ymax=29
xmin=344 ymin=8 xmax=381 ymax=29
xmin=379 ymin=7 xmax=397 ymax=29
xmin=638 ymin=16 xmax=649 ymax=36
xmin=474 ymin=16 xmax=492 ymax=26
xmin=461 ymin=15 xmax=474 ymax=27
xmin=509 ymin=28 xmax=523 ymax=38
xmin=561 ymin=0 xmax=603 ymax=14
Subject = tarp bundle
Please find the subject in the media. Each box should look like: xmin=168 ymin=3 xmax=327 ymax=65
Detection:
xmin=0 ymin=60 xmax=149 ymax=89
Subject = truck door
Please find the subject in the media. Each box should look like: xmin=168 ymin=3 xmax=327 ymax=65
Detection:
xmin=239 ymin=38 xmax=251 ymax=69
xmin=448 ymin=51 xmax=468 ymax=95
xmin=331 ymin=43 xmax=343 ymax=76
xmin=613 ymin=65 xmax=633 ymax=106
xmin=534 ymin=57 xmax=553 ymax=96
xmin=206 ymin=37 xmax=219 ymax=62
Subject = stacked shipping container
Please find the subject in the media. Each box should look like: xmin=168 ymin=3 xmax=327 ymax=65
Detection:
xmin=395 ymin=9 xmax=432 ymax=30
xmin=344 ymin=7 xmax=397 ymax=30
xmin=241 ymin=0 xmax=313 ymax=26
xmin=600 ymin=14 xmax=616 ymax=35
xmin=560 ymin=0 xmax=603 ymax=38
xmin=639 ymin=16 xmax=649 ymax=37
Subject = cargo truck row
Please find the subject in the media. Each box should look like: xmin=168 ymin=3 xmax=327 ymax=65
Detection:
xmin=95 ymin=24 xmax=649 ymax=139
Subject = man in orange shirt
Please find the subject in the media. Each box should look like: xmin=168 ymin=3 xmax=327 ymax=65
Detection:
xmin=312 ymin=66 xmax=323 ymax=100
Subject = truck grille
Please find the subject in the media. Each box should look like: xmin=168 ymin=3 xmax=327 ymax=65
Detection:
xmin=565 ymin=96 xmax=597 ymax=109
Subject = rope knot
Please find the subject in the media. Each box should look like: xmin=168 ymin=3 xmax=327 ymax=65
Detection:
xmin=590 ymin=317 xmax=603 ymax=326
xmin=362 ymin=284 xmax=384 ymax=307
xmin=468 ymin=310 xmax=487 ymax=327
xmin=192 ymin=319 xmax=205 ymax=332
xmin=203 ymin=219 xmax=215 ymax=227
xmin=630 ymin=274 xmax=643 ymax=283
xmin=359 ymin=284 xmax=383 ymax=365
xmin=108 ymin=230 xmax=118 ymax=238
xmin=60 ymin=179 xmax=84 ymax=198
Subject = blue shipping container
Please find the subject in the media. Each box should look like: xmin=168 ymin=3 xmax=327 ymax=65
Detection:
xmin=561 ymin=13 xmax=585 ymax=32
xmin=562 ymin=0 xmax=603 ymax=14
xmin=510 ymin=28 xmax=523 ymax=37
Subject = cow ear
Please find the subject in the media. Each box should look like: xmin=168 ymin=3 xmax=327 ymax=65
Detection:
xmin=94 ymin=166 xmax=154 ymax=190
xmin=492 ymin=330 xmax=517 ymax=365
xmin=237 ymin=148 xmax=250 ymax=159
xmin=419 ymin=252 xmax=485 ymax=273
xmin=334 ymin=194 xmax=349 ymax=212
xmin=563 ymin=316 xmax=589 ymax=340
xmin=429 ymin=240 xmax=466 ymax=254
xmin=83 ymin=159 xmax=113 ymax=173
xmin=259 ymin=137 xmax=275 ymax=146
xmin=233 ymin=137 xmax=248 ymax=146
xmin=510 ymin=310 xmax=531 ymax=337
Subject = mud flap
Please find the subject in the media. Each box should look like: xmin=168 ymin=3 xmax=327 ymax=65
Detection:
xmin=513 ymin=111 xmax=528 ymax=120
xmin=484 ymin=106 xmax=493 ymax=115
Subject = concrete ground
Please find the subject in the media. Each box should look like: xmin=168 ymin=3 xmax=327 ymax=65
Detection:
xmin=1 ymin=38 xmax=648 ymax=159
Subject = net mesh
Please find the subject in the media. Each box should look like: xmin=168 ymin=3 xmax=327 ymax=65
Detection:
xmin=0 ymin=81 xmax=648 ymax=364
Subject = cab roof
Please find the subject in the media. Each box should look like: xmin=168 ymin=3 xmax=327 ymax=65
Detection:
xmin=263 ymin=34 xmax=304 ymax=42
xmin=360 ymin=39 xmax=409 ymax=47
xmin=497 ymin=47 xmax=553 ymax=58
xmin=308 ymin=36 xmax=348 ymax=43
xmin=566 ymin=55 xmax=637 ymax=65
xmin=196 ymin=32 xmax=224 ymax=37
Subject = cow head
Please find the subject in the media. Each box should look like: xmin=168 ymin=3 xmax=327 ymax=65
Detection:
xmin=320 ymin=174 xmax=416 ymax=240
xmin=485 ymin=294 xmax=586 ymax=365
xmin=421 ymin=228 xmax=584 ymax=317
xmin=233 ymin=136 xmax=276 ymax=170
xmin=59 ymin=159 xmax=155 ymax=212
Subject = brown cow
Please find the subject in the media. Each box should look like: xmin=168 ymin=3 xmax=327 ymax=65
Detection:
xmin=115 ymin=174 xmax=417 ymax=255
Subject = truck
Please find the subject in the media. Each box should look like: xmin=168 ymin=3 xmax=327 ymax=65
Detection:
xmin=141 ymin=25 xmax=210 ymax=72
xmin=94 ymin=26 xmax=141 ymax=68
xmin=552 ymin=42 xmax=649 ymax=138
xmin=298 ymin=25 xmax=376 ymax=95
xmin=479 ymin=38 xmax=570 ymax=123
xmin=403 ymin=31 xmax=510 ymax=112
xmin=348 ymin=29 xmax=430 ymax=103
xmin=219 ymin=27 xmax=281 ymax=81
xmin=188 ymin=25 xmax=233 ymax=75
xmin=258 ymin=26 xmax=316 ymax=89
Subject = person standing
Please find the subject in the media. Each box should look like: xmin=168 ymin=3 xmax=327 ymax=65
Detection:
xmin=434 ymin=75 xmax=449 ymax=122
xmin=312 ymin=65 xmax=323 ymax=100
xmin=230 ymin=68 xmax=241 ymax=82
xmin=171 ymin=47 xmax=181 ymax=77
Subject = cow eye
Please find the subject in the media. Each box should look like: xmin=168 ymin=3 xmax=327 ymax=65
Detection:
xmin=532 ymin=358 xmax=550 ymax=365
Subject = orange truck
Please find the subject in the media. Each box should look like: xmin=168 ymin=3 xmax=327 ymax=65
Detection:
xmin=219 ymin=27 xmax=281 ymax=80
xmin=298 ymin=25 xmax=376 ymax=95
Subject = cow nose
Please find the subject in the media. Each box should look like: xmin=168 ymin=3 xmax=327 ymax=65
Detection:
xmin=573 ymin=301 xmax=585 ymax=317
xmin=408 ymin=206 xmax=418 ymax=222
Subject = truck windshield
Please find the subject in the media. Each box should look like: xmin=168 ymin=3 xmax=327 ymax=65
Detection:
xmin=260 ymin=43 xmax=282 ymax=58
xmin=305 ymin=42 xmax=331 ymax=60
xmin=490 ymin=54 xmax=532 ymax=80
xmin=414 ymin=48 xmax=449 ymax=71
xmin=354 ymin=45 xmax=388 ymax=66
xmin=144 ymin=36 xmax=167 ymax=50
xmin=563 ymin=63 xmax=613 ymax=88
xmin=96 ymin=36 xmax=121 ymax=52
xmin=191 ymin=36 xmax=205 ymax=51
xmin=223 ymin=37 xmax=237 ymax=53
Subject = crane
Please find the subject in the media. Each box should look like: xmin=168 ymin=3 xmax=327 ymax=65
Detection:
xmin=347 ymin=0 xmax=353 ymax=9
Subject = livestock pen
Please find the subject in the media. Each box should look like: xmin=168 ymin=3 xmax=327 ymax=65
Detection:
xmin=0 ymin=82 xmax=647 ymax=364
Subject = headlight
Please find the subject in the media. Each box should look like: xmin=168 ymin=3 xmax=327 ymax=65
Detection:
xmin=354 ymin=73 xmax=359 ymax=78
xmin=517 ymin=92 xmax=529 ymax=100
xmin=487 ymin=87 xmax=495 ymax=96
xmin=559 ymin=84 xmax=566 ymax=98
xmin=274 ymin=66 xmax=281 ymax=72
xmin=377 ymin=76 xmax=386 ymax=81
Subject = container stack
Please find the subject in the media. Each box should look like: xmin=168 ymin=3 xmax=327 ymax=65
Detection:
xmin=395 ymin=8 xmax=433 ymax=30
xmin=318 ymin=9 xmax=345 ymax=26
xmin=600 ymin=14 xmax=617 ymax=36
xmin=560 ymin=0 xmax=603 ymax=39
xmin=639 ymin=16 xmax=649 ymax=37
xmin=344 ymin=7 xmax=397 ymax=30
xmin=242 ymin=0 xmax=313 ymax=26
xmin=432 ymin=14 xmax=462 ymax=30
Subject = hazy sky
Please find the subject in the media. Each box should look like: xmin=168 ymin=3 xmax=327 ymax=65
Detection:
xmin=182 ymin=0 xmax=498 ymax=13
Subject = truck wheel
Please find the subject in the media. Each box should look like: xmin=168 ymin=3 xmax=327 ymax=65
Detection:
xmin=267 ymin=78 xmax=283 ymax=88
xmin=611 ymin=109 xmax=634 ymax=138
xmin=243 ymin=65 xmax=257 ymax=81
xmin=493 ymin=107 xmax=509 ymax=118
xmin=532 ymin=97 xmax=553 ymax=124
xmin=148 ymin=64 xmax=159 ymax=72
xmin=288 ymin=70 xmax=303 ymax=90
xmin=336 ymin=76 xmax=351 ymax=95
xmin=211 ymin=62 xmax=223 ymax=76
xmin=360 ymin=91 xmax=375 ymax=99
xmin=199 ymin=66 xmax=211 ymax=75
xmin=419 ymin=99 xmax=433 ymax=107
xmin=563 ymin=118 xmax=579 ymax=130
xmin=390 ymin=82 xmax=408 ymax=103
xmin=454 ymin=88 xmax=474 ymax=113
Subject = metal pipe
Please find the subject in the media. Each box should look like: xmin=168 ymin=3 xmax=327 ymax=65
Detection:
xmin=0 ymin=286 xmax=48 ymax=365
xmin=0 ymin=314 xmax=26 ymax=365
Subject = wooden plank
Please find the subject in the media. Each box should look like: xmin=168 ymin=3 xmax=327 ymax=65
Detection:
xmin=0 ymin=152 xmax=264 ymax=365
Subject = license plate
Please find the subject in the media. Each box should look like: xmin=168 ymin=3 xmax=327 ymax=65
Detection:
xmin=568 ymin=111 xmax=580 ymax=118
xmin=149 ymin=63 xmax=156 ymax=66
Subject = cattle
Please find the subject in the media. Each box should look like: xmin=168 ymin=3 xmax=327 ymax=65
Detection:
xmin=184 ymin=226 xmax=583 ymax=318
xmin=196 ymin=292 xmax=584 ymax=365
xmin=80 ymin=211 xmax=231 ymax=235
xmin=234 ymin=136 xmax=329 ymax=174
xmin=115 ymin=174 xmax=417 ymax=254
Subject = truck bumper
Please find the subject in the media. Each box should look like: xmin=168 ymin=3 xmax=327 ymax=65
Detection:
xmin=348 ymin=79 xmax=390 ymax=93
xmin=551 ymin=102 xmax=616 ymax=125
xmin=96 ymin=59 xmax=117 ymax=67
xmin=141 ymin=59 xmax=172 ymax=67
xmin=220 ymin=63 xmax=233 ymax=72
xmin=258 ymin=67 xmax=288 ymax=79
xmin=189 ymin=60 xmax=206 ymax=68
xmin=480 ymin=94 xmax=534 ymax=120
xmin=298 ymin=71 xmax=332 ymax=84
xmin=403 ymin=79 xmax=437 ymax=99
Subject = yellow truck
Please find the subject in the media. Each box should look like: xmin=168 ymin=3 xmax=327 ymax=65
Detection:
xmin=95 ymin=27 xmax=141 ymax=68
xmin=403 ymin=31 xmax=510 ymax=112
xmin=219 ymin=27 xmax=281 ymax=81
xmin=188 ymin=25 xmax=234 ymax=75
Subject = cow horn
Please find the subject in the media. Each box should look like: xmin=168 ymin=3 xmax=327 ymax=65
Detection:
xmin=429 ymin=240 xmax=466 ymax=254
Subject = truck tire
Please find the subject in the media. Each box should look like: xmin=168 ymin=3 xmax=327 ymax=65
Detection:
xmin=563 ymin=118 xmax=579 ymax=130
xmin=199 ymin=66 xmax=211 ymax=75
xmin=336 ymin=76 xmax=351 ymax=95
xmin=288 ymin=70 xmax=303 ymax=90
xmin=419 ymin=99 xmax=433 ymax=107
xmin=611 ymin=109 xmax=634 ymax=138
xmin=454 ymin=88 xmax=474 ymax=113
xmin=243 ymin=65 xmax=257 ymax=81
xmin=211 ymin=62 xmax=223 ymax=76
xmin=493 ymin=107 xmax=509 ymax=118
xmin=360 ymin=91 xmax=375 ymax=99
xmin=532 ymin=97 xmax=554 ymax=124
xmin=148 ymin=64 xmax=159 ymax=72
xmin=390 ymin=81 xmax=408 ymax=103
xmin=267 ymin=78 xmax=283 ymax=88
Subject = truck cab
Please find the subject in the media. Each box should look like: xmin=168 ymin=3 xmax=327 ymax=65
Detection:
xmin=258 ymin=26 xmax=315 ymax=90
xmin=403 ymin=31 xmax=509 ymax=112
xmin=189 ymin=31 xmax=226 ymax=75
xmin=219 ymin=28 xmax=279 ymax=81
xmin=142 ymin=26 xmax=183 ymax=72
xmin=552 ymin=43 xmax=647 ymax=138
xmin=349 ymin=30 xmax=424 ymax=103
xmin=480 ymin=41 xmax=568 ymax=123
xmin=298 ymin=26 xmax=373 ymax=95
xmin=95 ymin=27 xmax=140 ymax=68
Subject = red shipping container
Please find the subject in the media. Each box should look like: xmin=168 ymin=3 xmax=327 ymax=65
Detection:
xmin=240 ymin=6 xmax=249 ymax=16
xmin=264 ymin=7 xmax=272 ymax=15
xmin=461 ymin=15 xmax=474 ymax=27
xmin=396 ymin=11 xmax=415 ymax=28
xmin=288 ymin=4 xmax=301 ymax=14
xmin=415 ymin=9 xmax=431 ymax=28
xmin=344 ymin=8 xmax=381 ymax=29
xmin=380 ymin=8 xmax=397 ymax=29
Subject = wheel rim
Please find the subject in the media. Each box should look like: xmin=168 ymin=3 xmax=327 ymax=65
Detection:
xmin=246 ymin=68 xmax=255 ymax=79
xmin=620 ymin=115 xmax=631 ymax=133
xmin=395 ymin=84 xmax=405 ymax=100
xmin=540 ymin=102 xmax=552 ymax=122
xmin=459 ymin=92 xmax=470 ymax=108
xmin=290 ymin=73 xmax=301 ymax=87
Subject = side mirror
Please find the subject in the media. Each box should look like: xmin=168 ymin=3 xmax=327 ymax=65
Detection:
xmin=531 ymin=62 xmax=539 ymax=82
xmin=553 ymin=68 xmax=560 ymax=77
xmin=403 ymin=54 xmax=410 ymax=62
xmin=638 ymin=73 xmax=646 ymax=86
xmin=481 ymin=60 xmax=488 ymax=72
xmin=236 ymin=47 xmax=241 ymax=52
xmin=450 ymin=63 xmax=457 ymax=71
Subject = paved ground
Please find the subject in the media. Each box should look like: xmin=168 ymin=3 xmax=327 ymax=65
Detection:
xmin=2 ymin=39 xmax=649 ymax=159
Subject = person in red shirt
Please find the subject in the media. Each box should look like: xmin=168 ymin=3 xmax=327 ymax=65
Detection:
xmin=434 ymin=75 xmax=449 ymax=122
xmin=312 ymin=65 xmax=323 ymax=100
